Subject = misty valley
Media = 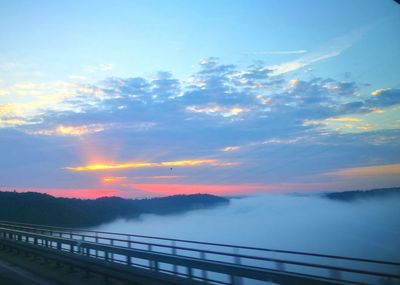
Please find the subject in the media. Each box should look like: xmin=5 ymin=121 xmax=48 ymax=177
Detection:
xmin=0 ymin=188 xmax=399 ymax=284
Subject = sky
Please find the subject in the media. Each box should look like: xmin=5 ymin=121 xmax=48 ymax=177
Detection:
xmin=0 ymin=0 xmax=400 ymax=198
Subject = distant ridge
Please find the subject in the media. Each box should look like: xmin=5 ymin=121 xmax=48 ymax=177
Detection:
xmin=0 ymin=191 xmax=229 ymax=227
xmin=324 ymin=187 xmax=400 ymax=202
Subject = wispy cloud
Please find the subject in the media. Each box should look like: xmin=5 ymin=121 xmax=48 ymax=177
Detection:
xmin=66 ymin=159 xmax=237 ymax=171
xmin=268 ymin=50 xmax=343 ymax=76
xmin=68 ymin=75 xmax=88 ymax=81
xmin=245 ymin=50 xmax=307 ymax=55
xmin=186 ymin=104 xmax=246 ymax=117
xmin=267 ymin=28 xmax=364 ymax=76
xmin=28 ymin=124 xmax=107 ymax=136
xmin=222 ymin=146 xmax=241 ymax=152
xmin=26 ymin=122 xmax=156 ymax=136
xmin=85 ymin=63 xmax=114 ymax=73
xmin=0 ymin=117 xmax=33 ymax=127
xmin=102 ymin=176 xmax=128 ymax=183
xmin=327 ymin=117 xmax=362 ymax=122
xmin=323 ymin=163 xmax=400 ymax=177
xmin=263 ymin=137 xmax=304 ymax=145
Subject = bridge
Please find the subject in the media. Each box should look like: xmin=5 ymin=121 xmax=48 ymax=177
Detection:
xmin=0 ymin=221 xmax=399 ymax=285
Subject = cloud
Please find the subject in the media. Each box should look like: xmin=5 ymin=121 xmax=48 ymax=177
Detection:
xmin=66 ymin=159 xmax=236 ymax=171
xmin=1 ymin=52 xmax=400 ymax=195
xmin=262 ymin=137 xmax=304 ymax=144
xmin=245 ymin=50 xmax=308 ymax=55
xmin=366 ymin=88 xmax=400 ymax=108
xmin=85 ymin=63 xmax=114 ymax=73
xmin=327 ymin=117 xmax=361 ymax=122
xmin=27 ymin=124 xmax=107 ymax=136
xmin=68 ymin=75 xmax=88 ymax=81
xmin=0 ymin=116 xmax=33 ymax=127
xmin=268 ymin=50 xmax=343 ymax=76
xmin=323 ymin=163 xmax=400 ymax=177
xmin=371 ymin=88 xmax=390 ymax=96
xmin=222 ymin=146 xmax=240 ymax=152
xmin=102 ymin=176 xmax=127 ymax=183
xmin=266 ymin=28 xmax=365 ymax=76
xmin=186 ymin=104 xmax=246 ymax=117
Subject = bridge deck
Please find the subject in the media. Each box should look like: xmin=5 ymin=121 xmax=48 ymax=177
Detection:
xmin=0 ymin=221 xmax=399 ymax=285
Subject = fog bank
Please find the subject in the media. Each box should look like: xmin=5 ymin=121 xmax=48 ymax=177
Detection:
xmin=95 ymin=194 xmax=400 ymax=261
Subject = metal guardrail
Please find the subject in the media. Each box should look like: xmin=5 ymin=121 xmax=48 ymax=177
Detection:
xmin=0 ymin=221 xmax=399 ymax=285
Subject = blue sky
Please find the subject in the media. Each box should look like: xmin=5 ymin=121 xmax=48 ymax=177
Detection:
xmin=0 ymin=0 xmax=399 ymax=198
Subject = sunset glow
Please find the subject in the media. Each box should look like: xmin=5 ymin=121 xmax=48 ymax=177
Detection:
xmin=66 ymin=159 xmax=235 ymax=171
xmin=13 ymin=188 xmax=123 ymax=199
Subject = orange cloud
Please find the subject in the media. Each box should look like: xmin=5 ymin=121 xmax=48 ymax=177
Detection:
xmin=323 ymin=163 xmax=400 ymax=177
xmin=66 ymin=159 xmax=236 ymax=171
xmin=289 ymin=79 xmax=299 ymax=88
xmin=371 ymin=88 xmax=390 ymax=96
xmin=128 ymin=183 xmax=269 ymax=195
xmin=327 ymin=117 xmax=361 ymax=122
xmin=102 ymin=176 xmax=127 ymax=183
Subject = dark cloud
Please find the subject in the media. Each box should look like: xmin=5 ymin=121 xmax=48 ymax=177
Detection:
xmin=366 ymin=88 xmax=400 ymax=108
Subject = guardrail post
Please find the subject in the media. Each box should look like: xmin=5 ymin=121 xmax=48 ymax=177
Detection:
xmin=276 ymin=261 xmax=286 ymax=271
xmin=148 ymin=244 xmax=155 ymax=270
xmin=200 ymin=251 xmax=208 ymax=280
xmin=187 ymin=267 xmax=193 ymax=279
xmin=77 ymin=241 xmax=82 ymax=255
xmin=110 ymin=239 xmax=114 ymax=261
xmin=95 ymin=232 xmax=99 ymax=259
xmin=329 ymin=269 xmax=342 ymax=280
xmin=172 ymin=241 xmax=178 ymax=275
xmin=230 ymin=248 xmax=243 ymax=285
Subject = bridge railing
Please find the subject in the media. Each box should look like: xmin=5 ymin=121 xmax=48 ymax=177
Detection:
xmin=0 ymin=221 xmax=399 ymax=285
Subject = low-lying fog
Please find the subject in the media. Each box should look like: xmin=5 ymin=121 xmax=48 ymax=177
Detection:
xmin=94 ymin=193 xmax=400 ymax=261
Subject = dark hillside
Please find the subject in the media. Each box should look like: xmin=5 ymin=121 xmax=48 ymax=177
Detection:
xmin=0 ymin=191 xmax=229 ymax=227
xmin=324 ymin=187 xmax=400 ymax=202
